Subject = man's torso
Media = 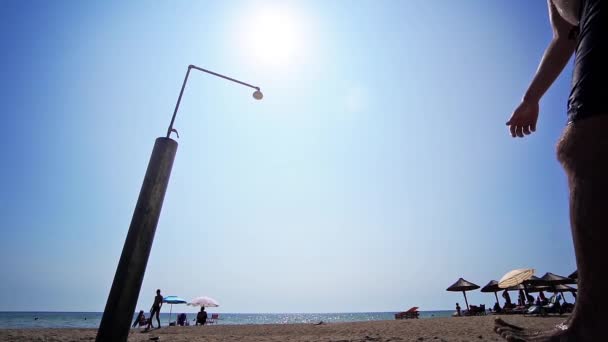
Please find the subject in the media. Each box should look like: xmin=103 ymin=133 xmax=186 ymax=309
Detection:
xmin=153 ymin=295 xmax=163 ymax=307
xmin=552 ymin=0 xmax=581 ymax=25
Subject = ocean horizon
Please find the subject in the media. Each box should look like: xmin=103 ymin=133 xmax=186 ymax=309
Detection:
xmin=0 ymin=311 xmax=454 ymax=329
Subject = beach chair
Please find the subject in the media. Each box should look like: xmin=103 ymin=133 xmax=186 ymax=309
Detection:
xmin=465 ymin=305 xmax=485 ymax=316
xmin=207 ymin=313 xmax=220 ymax=324
xmin=542 ymin=296 xmax=563 ymax=315
xmin=395 ymin=307 xmax=419 ymax=319
xmin=525 ymin=305 xmax=542 ymax=316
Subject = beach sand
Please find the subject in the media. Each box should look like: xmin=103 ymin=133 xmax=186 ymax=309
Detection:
xmin=0 ymin=315 xmax=567 ymax=342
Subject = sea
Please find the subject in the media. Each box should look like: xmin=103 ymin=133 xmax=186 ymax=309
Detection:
xmin=0 ymin=311 xmax=453 ymax=329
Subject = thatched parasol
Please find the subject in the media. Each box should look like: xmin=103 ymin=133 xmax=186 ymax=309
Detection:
xmin=524 ymin=275 xmax=545 ymax=286
xmin=447 ymin=278 xmax=480 ymax=311
xmin=540 ymin=272 xmax=576 ymax=285
xmin=481 ymin=280 xmax=501 ymax=304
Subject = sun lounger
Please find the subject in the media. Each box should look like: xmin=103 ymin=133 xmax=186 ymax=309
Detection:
xmin=395 ymin=307 xmax=420 ymax=319
xmin=465 ymin=304 xmax=486 ymax=316
xmin=502 ymin=305 xmax=527 ymax=315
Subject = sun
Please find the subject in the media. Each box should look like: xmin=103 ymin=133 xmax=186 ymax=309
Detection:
xmin=242 ymin=7 xmax=304 ymax=67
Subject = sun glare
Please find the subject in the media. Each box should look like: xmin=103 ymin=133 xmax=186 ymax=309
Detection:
xmin=242 ymin=7 xmax=304 ymax=67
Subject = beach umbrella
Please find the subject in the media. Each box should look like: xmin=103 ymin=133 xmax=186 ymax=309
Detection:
xmin=498 ymin=268 xmax=534 ymax=289
xmin=524 ymin=275 xmax=557 ymax=292
xmin=540 ymin=272 xmax=576 ymax=285
xmin=521 ymin=275 xmax=547 ymax=296
xmin=550 ymin=284 xmax=577 ymax=304
xmin=506 ymin=283 xmax=526 ymax=291
xmin=163 ymin=296 xmax=187 ymax=325
xmin=524 ymin=275 xmax=545 ymax=286
xmin=481 ymin=280 xmax=501 ymax=304
xmin=188 ymin=296 xmax=220 ymax=308
xmin=526 ymin=286 xmax=550 ymax=293
xmin=568 ymin=270 xmax=578 ymax=280
xmin=446 ymin=278 xmax=480 ymax=311
xmin=552 ymin=284 xmax=576 ymax=292
xmin=538 ymin=273 xmax=576 ymax=303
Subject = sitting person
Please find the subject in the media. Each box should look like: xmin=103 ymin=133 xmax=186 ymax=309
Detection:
xmin=501 ymin=290 xmax=512 ymax=309
xmin=526 ymin=293 xmax=535 ymax=306
xmin=542 ymin=293 xmax=563 ymax=314
xmin=132 ymin=310 xmax=147 ymax=328
xmin=196 ymin=306 xmax=208 ymax=326
xmin=493 ymin=301 xmax=502 ymax=313
xmin=177 ymin=313 xmax=188 ymax=326
xmin=549 ymin=293 xmax=562 ymax=305
xmin=517 ymin=289 xmax=526 ymax=306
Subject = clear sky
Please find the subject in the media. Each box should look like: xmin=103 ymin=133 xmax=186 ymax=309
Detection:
xmin=0 ymin=0 xmax=577 ymax=313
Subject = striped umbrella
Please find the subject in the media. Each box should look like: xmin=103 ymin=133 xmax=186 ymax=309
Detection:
xmin=498 ymin=268 xmax=534 ymax=289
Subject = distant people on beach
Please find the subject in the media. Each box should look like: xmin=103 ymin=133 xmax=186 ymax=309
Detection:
xmin=501 ymin=290 xmax=512 ymax=308
xmin=455 ymin=303 xmax=461 ymax=316
xmin=177 ymin=313 xmax=188 ymax=326
xmin=517 ymin=289 xmax=526 ymax=306
xmin=526 ymin=293 xmax=534 ymax=306
xmin=146 ymin=289 xmax=163 ymax=330
xmin=132 ymin=310 xmax=147 ymax=328
xmin=196 ymin=306 xmax=208 ymax=325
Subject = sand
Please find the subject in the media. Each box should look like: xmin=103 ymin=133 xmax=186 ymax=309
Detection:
xmin=0 ymin=315 xmax=568 ymax=342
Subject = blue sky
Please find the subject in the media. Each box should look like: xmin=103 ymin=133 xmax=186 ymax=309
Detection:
xmin=0 ymin=0 xmax=577 ymax=313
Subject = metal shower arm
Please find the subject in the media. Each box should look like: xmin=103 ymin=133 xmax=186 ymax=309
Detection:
xmin=166 ymin=64 xmax=261 ymax=138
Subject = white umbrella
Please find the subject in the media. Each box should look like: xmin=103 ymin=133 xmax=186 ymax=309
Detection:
xmin=188 ymin=296 xmax=220 ymax=307
xmin=498 ymin=268 xmax=535 ymax=288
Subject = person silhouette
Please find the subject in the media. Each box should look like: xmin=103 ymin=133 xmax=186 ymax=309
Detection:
xmin=501 ymin=290 xmax=512 ymax=308
xmin=132 ymin=310 xmax=146 ymax=328
xmin=146 ymin=289 xmax=163 ymax=330
xmin=495 ymin=0 xmax=608 ymax=340
xmin=196 ymin=306 xmax=208 ymax=326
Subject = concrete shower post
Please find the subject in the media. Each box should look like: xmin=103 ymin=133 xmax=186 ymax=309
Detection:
xmin=96 ymin=137 xmax=178 ymax=342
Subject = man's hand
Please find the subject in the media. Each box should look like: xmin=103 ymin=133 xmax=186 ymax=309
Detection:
xmin=506 ymin=100 xmax=539 ymax=138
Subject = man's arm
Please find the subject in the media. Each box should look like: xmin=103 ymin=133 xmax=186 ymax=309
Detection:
xmin=506 ymin=0 xmax=577 ymax=138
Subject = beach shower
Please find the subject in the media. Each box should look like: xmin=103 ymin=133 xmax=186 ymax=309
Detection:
xmin=96 ymin=65 xmax=262 ymax=342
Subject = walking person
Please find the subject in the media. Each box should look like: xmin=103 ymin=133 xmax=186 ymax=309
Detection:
xmin=146 ymin=289 xmax=163 ymax=330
